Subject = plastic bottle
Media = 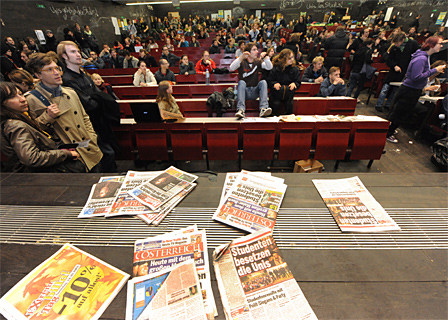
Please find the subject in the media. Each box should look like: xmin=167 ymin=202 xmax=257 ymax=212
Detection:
xmin=205 ymin=69 xmax=210 ymax=85
xmin=234 ymin=84 xmax=238 ymax=100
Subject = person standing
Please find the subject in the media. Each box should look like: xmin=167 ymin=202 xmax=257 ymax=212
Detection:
xmin=57 ymin=41 xmax=119 ymax=172
xmin=324 ymin=26 xmax=349 ymax=70
xmin=346 ymin=39 xmax=373 ymax=99
xmin=386 ymin=36 xmax=446 ymax=143
xmin=25 ymin=53 xmax=102 ymax=172
xmin=229 ymin=42 xmax=273 ymax=118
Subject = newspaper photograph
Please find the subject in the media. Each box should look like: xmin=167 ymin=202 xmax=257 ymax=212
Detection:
xmin=214 ymin=174 xmax=287 ymax=233
xmin=126 ymin=259 xmax=208 ymax=320
xmin=106 ymin=171 xmax=161 ymax=218
xmin=312 ymin=176 xmax=401 ymax=232
xmin=0 ymin=244 xmax=129 ymax=320
xmin=128 ymin=166 xmax=198 ymax=210
xmin=213 ymin=229 xmax=318 ymax=320
xmin=78 ymin=176 xmax=125 ymax=218
xmin=133 ymin=228 xmax=217 ymax=317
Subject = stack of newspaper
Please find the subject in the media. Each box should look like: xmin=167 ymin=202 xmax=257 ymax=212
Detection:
xmin=213 ymin=171 xmax=287 ymax=233
xmin=313 ymin=176 xmax=401 ymax=232
xmin=0 ymin=244 xmax=129 ymax=320
xmin=78 ymin=166 xmax=198 ymax=226
xmin=213 ymin=229 xmax=318 ymax=320
xmin=128 ymin=225 xmax=217 ymax=320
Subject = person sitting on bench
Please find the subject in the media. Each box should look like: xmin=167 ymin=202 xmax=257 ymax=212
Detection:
xmin=229 ymin=42 xmax=273 ymax=118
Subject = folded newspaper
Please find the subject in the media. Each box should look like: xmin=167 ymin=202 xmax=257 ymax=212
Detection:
xmin=213 ymin=171 xmax=287 ymax=233
xmin=312 ymin=176 xmax=401 ymax=232
xmin=126 ymin=259 xmax=208 ymax=320
xmin=133 ymin=226 xmax=217 ymax=318
xmin=0 ymin=244 xmax=129 ymax=320
xmin=213 ymin=229 xmax=318 ymax=320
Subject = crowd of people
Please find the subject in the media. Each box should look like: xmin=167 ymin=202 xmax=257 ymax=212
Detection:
xmin=1 ymin=10 xmax=447 ymax=173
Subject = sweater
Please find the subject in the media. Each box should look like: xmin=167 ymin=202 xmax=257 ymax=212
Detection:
xmin=403 ymin=49 xmax=438 ymax=90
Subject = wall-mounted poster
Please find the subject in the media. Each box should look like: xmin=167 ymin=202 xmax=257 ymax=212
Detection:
xmin=384 ymin=7 xmax=393 ymax=21
xmin=436 ymin=12 xmax=446 ymax=25
xmin=211 ymin=13 xmax=218 ymax=20
xmin=218 ymin=10 xmax=224 ymax=18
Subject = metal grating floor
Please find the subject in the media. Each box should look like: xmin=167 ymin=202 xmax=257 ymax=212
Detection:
xmin=1 ymin=206 xmax=447 ymax=249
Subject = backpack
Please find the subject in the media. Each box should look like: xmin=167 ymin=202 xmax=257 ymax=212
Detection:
xmin=431 ymin=137 xmax=448 ymax=171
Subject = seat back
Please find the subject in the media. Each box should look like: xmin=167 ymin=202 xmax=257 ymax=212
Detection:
xmin=314 ymin=122 xmax=351 ymax=160
xmin=205 ymin=123 xmax=240 ymax=160
xmin=169 ymin=123 xmax=204 ymax=160
xmin=277 ymin=122 xmax=314 ymax=160
xmin=350 ymin=121 xmax=389 ymax=160
xmin=135 ymin=124 xmax=169 ymax=161
xmin=241 ymin=123 xmax=277 ymax=160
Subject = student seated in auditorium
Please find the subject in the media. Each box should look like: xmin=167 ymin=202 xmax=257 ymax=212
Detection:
xmin=9 ymin=69 xmax=35 ymax=94
xmin=161 ymin=45 xmax=180 ymax=67
xmin=266 ymin=49 xmax=301 ymax=115
xmin=235 ymin=21 xmax=249 ymax=42
xmin=138 ymin=49 xmax=158 ymax=67
xmin=225 ymin=38 xmax=237 ymax=54
xmin=156 ymin=81 xmax=184 ymax=119
xmin=83 ymin=50 xmax=105 ymax=70
xmin=155 ymin=59 xmax=176 ymax=84
xmin=133 ymin=61 xmax=157 ymax=87
xmin=318 ymin=67 xmax=346 ymax=97
xmin=0 ymin=82 xmax=86 ymax=173
xmin=302 ymin=57 xmax=328 ymax=84
xmin=108 ymin=50 xmax=124 ymax=69
xmin=91 ymin=73 xmax=118 ymax=99
xmin=195 ymin=51 xmax=216 ymax=74
xmin=165 ymin=38 xmax=175 ymax=51
xmin=123 ymin=37 xmax=135 ymax=53
xmin=123 ymin=50 xmax=139 ymax=68
xmin=25 ymin=53 xmax=102 ymax=172
xmin=177 ymin=35 xmax=189 ymax=48
xmin=230 ymin=42 xmax=273 ymax=118
xmin=179 ymin=55 xmax=196 ymax=75
xmin=209 ymin=39 xmax=221 ymax=54
xmin=235 ymin=40 xmax=246 ymax=58
xmin=190 ymin=36 xmax=200 ymax=48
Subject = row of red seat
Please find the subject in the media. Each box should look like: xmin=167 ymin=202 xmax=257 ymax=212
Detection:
xmin=118 ymin=97 xmax=357 ymax=118
xmin=112 ymin=82 xmax=321 ymax=100
xmin=113 ymin=119 xmax=389 ymax=170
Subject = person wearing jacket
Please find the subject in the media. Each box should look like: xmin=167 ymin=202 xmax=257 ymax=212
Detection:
xmin=108 ymin=50 xmax=124 ymax=69
xmin=324 ymin=26 xmax=349 ymax=70
xmin=179 ymin=55 xmax=196 ymax=75
xmin=161 ymin=45 xmax=180 ymax=67
xmin=155 ymin=59 xmax=176 ymax=84
xmin=386 ymin=36 xmax=446 ymax=143
xmin=91 ymin=73 xmax=118 ymax=100
xmin=266 ymin=49 xmax=301 ymax=115
xmin=1 ymin=82 xmax=85 ymax=173
xmin=133 ymin=61 xmax=157 ymax=86
xmin=318 ymin=66 xmax=346 ymax=97
xmin=25 ymin=52 xmax=102 ymax=171
xmin=375 ymin=32 xmax=419 ymax=111
xmin=123 ymin=50 xmax=139 ymax=68
xmin=346 ymin=39 xmax=373 ymax=99
xmin=195 ymin=51 xmax=216 ymax=74
xmin=302 ymin=56 xmax=328 ymax=83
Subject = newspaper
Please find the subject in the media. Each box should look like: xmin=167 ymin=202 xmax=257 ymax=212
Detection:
xmin=126 ymin=259 xmax=208 ymax=320
xmin=312 ymin=176 xmax=401 ymax=232
xmin=133 ymin=227 xmax=217 ymax=317
xmin=141 ymin=183 xmax=197 ymax=226
xmin=107 ymin=171 xmax=161 ymax=218
xmin=78 ymin=176 xmax=125 ymax=218
xmin=128 ymin=166 xmax=198 ymax=210
xmin=213 ymin=229 xmax=318 ymax=320
xmin=0 ymin=244 xmax=129 ymax=320
xmin=214 ymin=173 xmax=287 ymax=233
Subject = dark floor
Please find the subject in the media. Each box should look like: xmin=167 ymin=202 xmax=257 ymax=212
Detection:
xmin=116 ymin=91 xmax=445 ymax=175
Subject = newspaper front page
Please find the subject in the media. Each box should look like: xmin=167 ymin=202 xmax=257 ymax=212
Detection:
xmin=129 ymin=166 xmax=198 ymax=210
xmin=78 ymin=176 xmax=125 ymax=218
xmin=0 ymin=244 xmax=129 ymax=320
xmin=107 ymin=171 xmax=161 ymax=218
xmin=214 ymin=174 xmax=287 ymax=233
xmin=126 ymin=259 xmax=208 ymax=320
xmin=312 ymin=176 xmax=401 ymax=232
xmin=133 ymin=228 xmax=217 ymax=317
xmin=213 ymin=229 xmax=318 ymax=320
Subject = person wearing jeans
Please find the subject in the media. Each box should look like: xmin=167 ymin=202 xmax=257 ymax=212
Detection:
xmin=230 ymin=42 xmax=273 ymax=118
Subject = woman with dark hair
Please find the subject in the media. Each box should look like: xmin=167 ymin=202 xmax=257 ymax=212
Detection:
xmin=9 ymin=69 xmax=35 ymax=93
xmin=133 ymin=60 xmax=157 ymax=86
xmin=179 ymin=55 xmax=196 ymax=75
xmin=386 ymin=36 xmax=446 ymax=143
xmin=26 ymin=37 xmax=41 ymax=53
xmin=266 ymin=49 xmax=301 ymax=115
xmin=0 ymin=82 xmax=84 ymax=172
xmin=156 ymin=81 xmax=183 ymax=117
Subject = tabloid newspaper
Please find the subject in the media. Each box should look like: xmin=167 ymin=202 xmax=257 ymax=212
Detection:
xmin=213 ymin=229 xmax=318 ymax=320
xmin=312 ymin=176 xmax=401 ymax=232
xmin=126 ymin=259 xmax=208 ymax=320
xmin=78 ymin=176 xmax=125 ymax=218
xmin=214 ymin=173 xmax=287 ymax=233
xmin=106 ymin=171 xmax=162 ymax=218
xmin=0 ymin=244 xmax=129 ymax=320
xmin=133 ymin=227 xmax=217 ymax=317
xmin=128 ymin=166 xmax=198 ymax=210
xmin=140 ymin=183 xmax=197 ymax=226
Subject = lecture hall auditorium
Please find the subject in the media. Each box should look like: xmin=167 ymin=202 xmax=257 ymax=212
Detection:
xmin=1 ymin=0 xmax=447 ymax=319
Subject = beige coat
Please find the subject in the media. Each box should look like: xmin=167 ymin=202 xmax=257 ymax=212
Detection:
xmin=26 ymin=84 xmax=102 ymax=170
